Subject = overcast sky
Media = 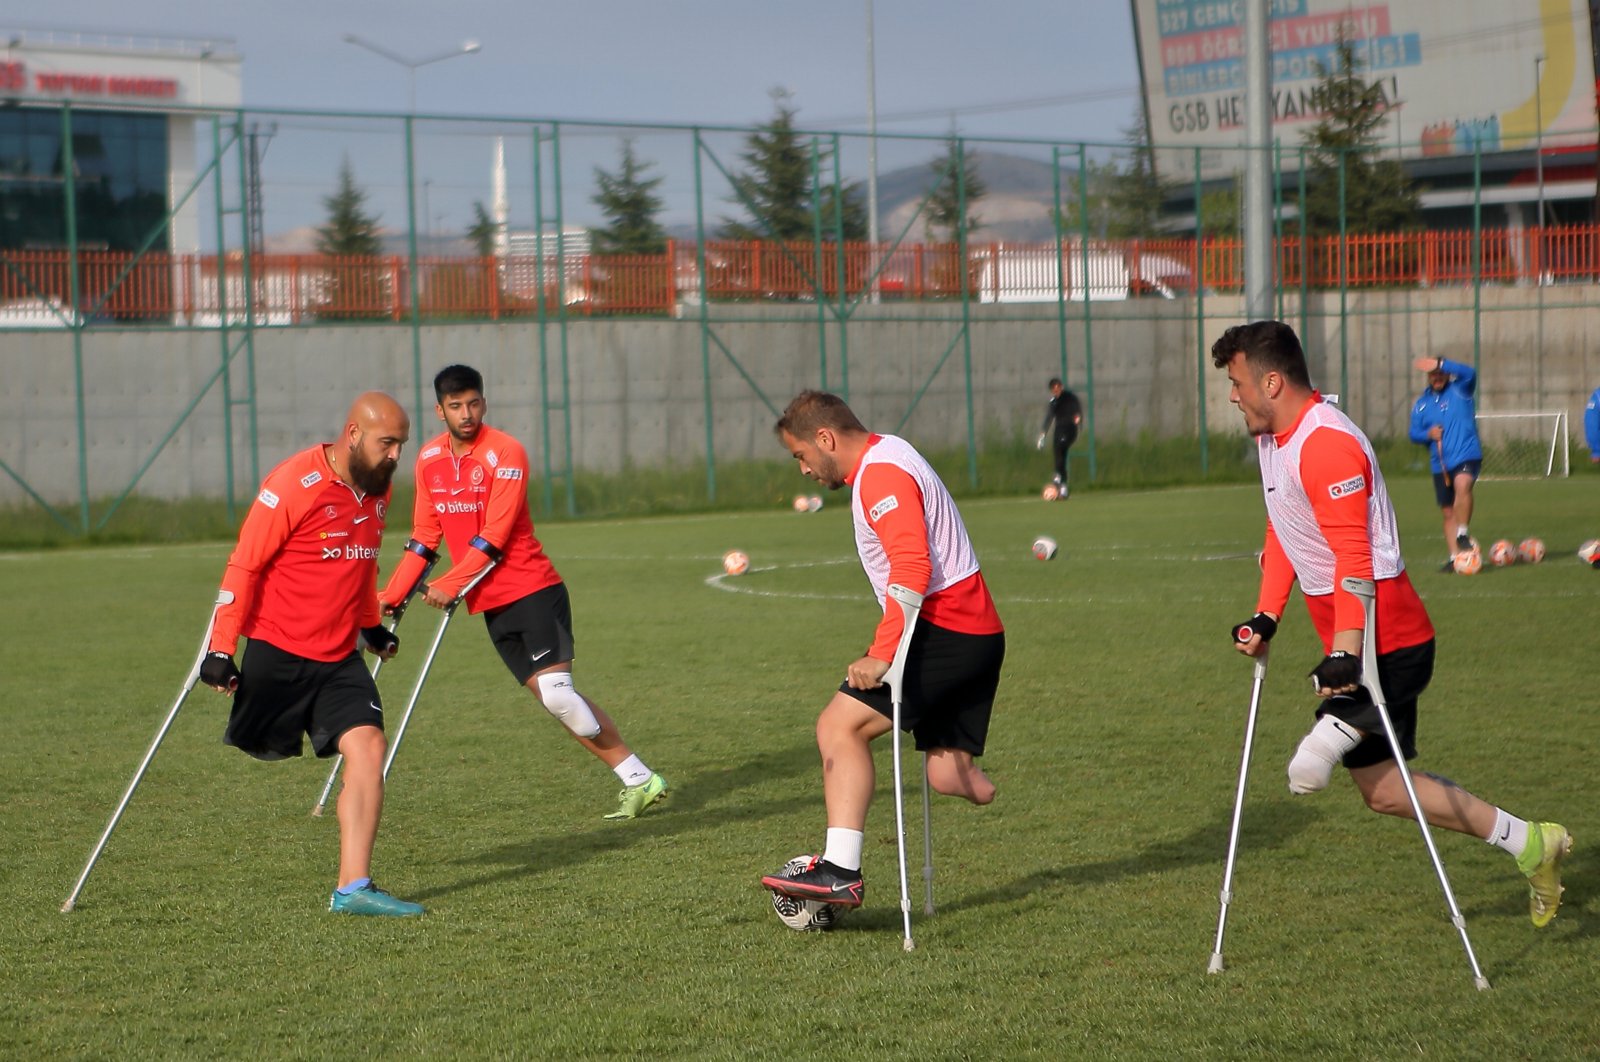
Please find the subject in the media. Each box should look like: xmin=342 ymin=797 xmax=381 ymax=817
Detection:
xmin=16 ymin=2 xmax=1146 ymax=236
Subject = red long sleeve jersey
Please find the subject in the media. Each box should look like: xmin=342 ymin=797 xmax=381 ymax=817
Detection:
xmin=846 ymin=434 xmax=1003 ymax=661
xmin=382 ymin=424 xmax=560 ymax=614
xmin=211 ymin=445 xmax=387 ymax=661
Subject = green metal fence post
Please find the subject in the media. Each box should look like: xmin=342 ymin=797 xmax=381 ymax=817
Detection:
xmin=810 ymin=138 xmax=828 ymax=388
xmin=1472 ymin=142 xmax=1482 ymax=371
xmin=234 ymin=109 xmax=259 ymax=488
xmin=1273 ymin=138 xmax=1284 ymax=320
xmin=693 ymin=129 xmax=717 ymax=502
xmin=1297 ymin=145 xmax=1308 ymax=343
xmin=1052 ymin=146 xmax=1069 ymax=387
xmin=830 ymin=132 xmax=849 ymax=399
xmin=1337 ymin=150 xmax=1348 ymax=401
xmin=551 ymin=122 xmax=575 ymax=515
xmin=209 ymin=116 xmax=237 ymax=524
xmin=1194 ymin=146 xmax=1208 ymax=476
xmin=61 ymin=103 xmax=90 ymax=532
xmin=1076 ymin=144 xmax=1097 ymax=481
xmin=957 ymin=137 xmax=977 ymax=488
xmin=403 ymin=116 xmax=425 ymax=432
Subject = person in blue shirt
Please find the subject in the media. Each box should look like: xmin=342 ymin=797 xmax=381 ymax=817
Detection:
xmin=1409 ymin=356 xmax=1483 ymax=570
xmin=1585 ymin=386 xmax=1600 ymax=464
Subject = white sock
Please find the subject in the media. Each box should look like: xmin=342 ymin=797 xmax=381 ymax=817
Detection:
xmin=1457 ymin=525 xmax=1469 ymax=539
xmin=1486 ymin=808 xmax=1529 ymax=859
xmin=823 ymin=827 xmax=864 ymax=872
xmin=612 ymin=754 xmax=652 ymax=787
xmin=1286 ymin=715 xmax=1364 ymax=794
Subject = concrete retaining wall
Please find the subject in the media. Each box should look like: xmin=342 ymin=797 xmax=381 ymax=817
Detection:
xmin=4 ymin=286 xmax=1597 ymax=505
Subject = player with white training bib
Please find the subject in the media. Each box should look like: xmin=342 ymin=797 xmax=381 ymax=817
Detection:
xmin=1215 ymin=321 xmax=1570 ymax=928
xmin=762 ymin=390 xmax=1005 ymax=908
xmin=381 ymin=364 xmax=668 ymax=821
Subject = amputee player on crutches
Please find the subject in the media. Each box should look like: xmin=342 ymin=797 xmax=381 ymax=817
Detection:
xmin=200 ymin=391 xmax=424 ymax=917
xmin=1215 ymin=321 xmax=1571 ymax=928
xmin=761 ymin=390 xmax=1005 ymax=909
xmin=379 ymin=364 xmax=668 ymax=821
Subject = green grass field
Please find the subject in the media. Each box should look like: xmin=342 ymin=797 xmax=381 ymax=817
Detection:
xmin=3 ymin=478 xmax=1596 ymax=1058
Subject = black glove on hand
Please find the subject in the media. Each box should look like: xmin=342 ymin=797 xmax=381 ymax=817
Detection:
xmin=199 ymin=652 xmax=240 ymax=691
xmin=360 ymin=625 xmax=400 ymax=657
xmin=1231 ymin=612 xmax=1278 ymax=644
xmin=1309 ymin=650 xmax=1361 ymax=694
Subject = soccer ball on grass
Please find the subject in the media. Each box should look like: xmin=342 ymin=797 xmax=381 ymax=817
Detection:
xmin=1488 ymin=540 xmax=1517 ymax=567
xmin=722 ymin=550 xmax=750 ymax=576
xmin=769 ymin=854 xmax=844 ymax=932
xmin=1517 ymin=537 xmax=1545 ymax=564
xmin=1452 ymin=547 xmax=1483 ymax=575
xmin=1579 ymin=539 xmax=1600 ymax=568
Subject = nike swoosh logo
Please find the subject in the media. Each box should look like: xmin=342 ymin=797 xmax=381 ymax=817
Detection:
xmin=451 ymin=488 xmax=465 ymax=495
xmin=353 ymin=516 xmax=370 ymax=525
xmin=531 ymin=649 xmax=552 ymax=661
xmin=370 ymin=702 xmax=382 ymax=714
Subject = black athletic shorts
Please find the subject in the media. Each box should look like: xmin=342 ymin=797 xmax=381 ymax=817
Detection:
xmin=840 ymin=622 xmax=1005 ymax=756
xmin=1431 ymin=460 xmax=1482 ymax=507
xmin=484 ymin=582 xmax=576 ymax=686
xmin=1316 ymin=638 xmax=1434 ymax=770
xmin=223 ymin=639 xmax=383 ymax=761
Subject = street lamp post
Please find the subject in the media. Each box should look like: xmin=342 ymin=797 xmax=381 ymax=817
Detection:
xmin=342 ymin=34 xmax=481 ymax=114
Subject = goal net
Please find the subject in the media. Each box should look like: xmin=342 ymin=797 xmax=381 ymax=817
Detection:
xmin=1475 ymin=411 xmax=1569 ymax=479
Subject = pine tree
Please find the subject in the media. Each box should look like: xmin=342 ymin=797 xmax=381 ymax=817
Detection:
xmin=925 ymin=135 xmax=985 ymax=243
xmin=466 ymin=201 xmax=499 ymax=257
xmin=1301 ymin=30 xmax=1419 ymax=235
xmin=724 ymin=92 xmax=815 ymax=241
xmin=316 ymin=158 xmax=382 ymax=257
xmin=591 ymin=140 xmax=668 ymax=255
xmin=314 ymin=158 xmax=382 ymax=318
xmin=1104 ymin=109 xmax=1171 ymax=239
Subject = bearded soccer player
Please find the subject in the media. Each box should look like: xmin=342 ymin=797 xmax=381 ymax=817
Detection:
xmin=380 ymin=364 xmax=667 ymax=820
xmin=1216 ymin=321 xmax=1570 ymax=927
xmin=761 ymin=391 xmax=1004 ymax=907
xmin=202 ymin=391 xmax=422 ymax=916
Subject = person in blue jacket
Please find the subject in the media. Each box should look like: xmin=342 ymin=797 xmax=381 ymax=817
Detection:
xmin=1585 ymin=386 xmax=1600 ymax=464
xmin=1409 ymin=355 xmax=1483 ymax=570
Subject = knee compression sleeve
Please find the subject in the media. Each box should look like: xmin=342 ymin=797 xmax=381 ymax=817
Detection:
xmin=535 ymin=671 xmax=601 ymax=738
xmin=1286 ymin=714 xmax=1364 ymax=794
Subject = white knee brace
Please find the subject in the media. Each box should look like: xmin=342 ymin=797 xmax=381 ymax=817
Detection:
xmin=535 ymin=671 xmax=601 ymax=738
xmin=1286 ymin=715 xmax=1363 ymax=794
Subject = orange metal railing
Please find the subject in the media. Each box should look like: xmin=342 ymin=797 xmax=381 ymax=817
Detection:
xmin=6 ymin=224 xmax=1600 ymax=324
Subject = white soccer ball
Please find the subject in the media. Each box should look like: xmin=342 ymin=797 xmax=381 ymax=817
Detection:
xmin=1579 ymin=539 xmax=1600 ymax=567
xmin=792 ymin=495 xmax=810 ymax=513
xmin=807 ymin=494 xmax=823 ymax=512
xmin=1032 ymin=535 xmax=1058 ymax=561
xmin=1488 ymin=539 xmax=1517 ymax=567
xmin=722 ymin=550 xmax=750 ymax=576
xmin=1453 ymin=547 xmax=1483 ymax=575
xmin=1518 ymin=537 xmax=1546 ymax=564
xmin=769 ymin=854 xmax=843 ymax=932
xmin=1040 ymin=484 xmax=1059 ymax=502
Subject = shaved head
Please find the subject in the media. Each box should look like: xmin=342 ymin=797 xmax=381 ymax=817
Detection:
xmin=338 ymin=391 xmax=409 ymax=495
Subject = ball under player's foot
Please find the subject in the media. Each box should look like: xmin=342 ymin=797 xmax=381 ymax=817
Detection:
xmin=1517 ymin=822 xmax=1573 ymax=928
xmin=603 ymin=772 xmax=669 ymax=820
xmin=328 ymin=881 xmax=425 ymax=917
xmin=760 ymin=859 xmax=864 ymax=907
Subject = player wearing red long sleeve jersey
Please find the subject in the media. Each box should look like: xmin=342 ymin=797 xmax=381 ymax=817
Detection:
xmin=380 ymin=364 xmax=667 ymax=821
xmin=199 ymin=392 xmax=426 ymax=917
xmin=762 ymin=391 xmax=1004 ymax=908
xmin=1215 ymin=321 xmax=1570 ymax=928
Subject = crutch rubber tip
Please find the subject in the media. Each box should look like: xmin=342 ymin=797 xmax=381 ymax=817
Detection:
xmin=309 ymin=806 xmax=325 ymax=818
xmin=60 ymin=900 xmax=76 ymax=913
xmin=902 ymin=939 xmax=916 ymax=952
xmin=1207 ymin=954 xmax=1224 ymax=974
xmin=1474 ymin=977 xmax=1491 ymax=992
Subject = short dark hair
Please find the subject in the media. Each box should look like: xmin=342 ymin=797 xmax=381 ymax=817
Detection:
xmin=1210 ymin=321 xmax=1312 ymax=390
xmin=434 ymin=364 xmax=484 ymax=401
xmin=775 ymin=390 xmax=867 ymax=439
xmin=1048 ymin=377 xmax=1062 ymax=388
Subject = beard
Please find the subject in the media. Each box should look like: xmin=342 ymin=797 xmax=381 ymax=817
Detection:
xmin=347 ymin=444 xmax=397 ymax=495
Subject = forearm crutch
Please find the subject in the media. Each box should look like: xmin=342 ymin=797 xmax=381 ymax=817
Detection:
xmin=311 ymin=539 xmax=439 ymax=816
xmin=382 ymin=539 xmax=503 ymax=780
xmin=1342 ymin=576 xmax=1491 ymax=992
xmin=1207 ymin=650 xmax=1268 ymax=974
xmin=62 ymin=590 xmax=234 ymax=912
xmin=884 ymin=583 xmax=925 ymax=952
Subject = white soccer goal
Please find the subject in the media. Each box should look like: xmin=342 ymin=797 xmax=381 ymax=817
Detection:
xmin=1475 ymin=411 xmax=1569 ymax=479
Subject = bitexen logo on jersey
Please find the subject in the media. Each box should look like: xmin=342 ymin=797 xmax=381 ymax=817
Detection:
xmin=322 ymin=545 xmax=380 ymax=560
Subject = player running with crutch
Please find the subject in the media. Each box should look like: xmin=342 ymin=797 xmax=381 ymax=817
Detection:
xmin=1212 ymin=321 xmax=1571 ymax=971
xmin=761 ymin=391 xmax=1005 ymax=936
